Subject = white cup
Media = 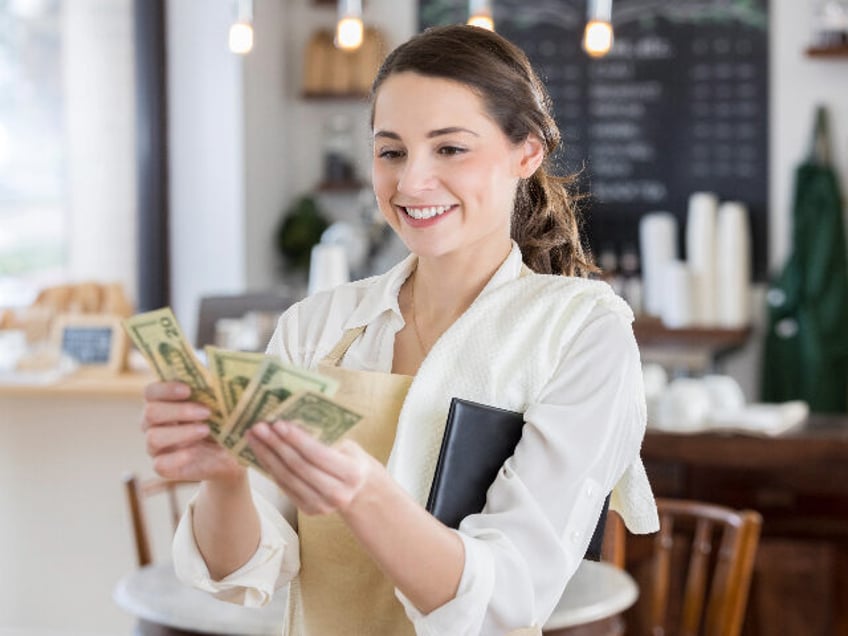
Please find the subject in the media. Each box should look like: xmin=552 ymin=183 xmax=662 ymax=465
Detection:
xmin=308 ymin=243 xmax=350 ymax=295
xmin=0 ymin=329 xmax=27 ymax=373
xmin=702 ymin=374 xmax=746 ymax=413
xmin=654 ymin=377 xmax=712 ymax=432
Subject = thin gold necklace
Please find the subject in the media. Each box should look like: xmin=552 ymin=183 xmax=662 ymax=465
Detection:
xmin=409 ymin=272 xmax=430 ymax=356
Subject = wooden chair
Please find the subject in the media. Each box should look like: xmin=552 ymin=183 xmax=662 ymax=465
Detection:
xmin=195 ymin=292 xmax=294 ymax=349
xmin=644 ymin=497 xmax=762 ymax=636
xmin=601 ymin=508 xmax=627 ymax=569
xmin=123 ymin=473 xmax=198 ymax=567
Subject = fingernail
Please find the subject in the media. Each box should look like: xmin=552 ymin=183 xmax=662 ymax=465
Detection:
xmin=191 ymin=407 xmax=211 ymax=419
xmin=273 ymin=421 xmax=291 ymax=435
xmin=193 ymin=424 xmax=209 ymax=435
xmin=252 ymin=422 xmax=270 ymax=438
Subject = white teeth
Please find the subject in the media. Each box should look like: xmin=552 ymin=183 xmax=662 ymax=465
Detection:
xmin=403 ymin=205 xmax=452 ymax=220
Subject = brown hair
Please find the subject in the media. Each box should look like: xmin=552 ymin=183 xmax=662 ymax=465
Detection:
xmin=370 ymin=25 xmax=596 ymax=277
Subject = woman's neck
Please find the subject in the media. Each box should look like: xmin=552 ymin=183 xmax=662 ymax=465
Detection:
xmin=412 ymin=242 xmax=512 ymax=326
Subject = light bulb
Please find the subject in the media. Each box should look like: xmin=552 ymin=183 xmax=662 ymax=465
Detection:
xmin=467 ymin=14 xmax=494 ymax=30
xmin=335 ymin=16 xmax=363 ymax=50
xmin=229 ymin=21 xmax=254 ymax=54
xmin=583 ymin=0 xmax=614 ymax=57
xmin=583 ymin=19 xmax=613 ymax=57
xmin=467 ymin=0 xmax=494 ymax=31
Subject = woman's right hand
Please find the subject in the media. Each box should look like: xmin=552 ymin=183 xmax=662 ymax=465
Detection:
xmin=142 ymin=381 xmax=244 ymax=483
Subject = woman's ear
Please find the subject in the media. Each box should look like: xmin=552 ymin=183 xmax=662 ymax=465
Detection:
xmin=515 ymin=135 xmax=545 ymax=178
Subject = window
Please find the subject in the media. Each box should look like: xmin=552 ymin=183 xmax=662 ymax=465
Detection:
xmin=0 ymin=0 xmax=137 ymax=310
xmin=0 ymin=0 xmax=65 ymax=307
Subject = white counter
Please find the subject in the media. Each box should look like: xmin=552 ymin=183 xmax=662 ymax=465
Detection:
xmin=0 ymin=370 xmax=160 ymax=635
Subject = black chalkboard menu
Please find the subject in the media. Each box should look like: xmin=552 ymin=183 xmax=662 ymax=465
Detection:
xmin=419 ymin=0 xmax=769 ymax=280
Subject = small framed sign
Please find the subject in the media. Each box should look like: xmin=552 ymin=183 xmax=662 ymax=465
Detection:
xmin=52 ymin=313 xmax=128 ymax=373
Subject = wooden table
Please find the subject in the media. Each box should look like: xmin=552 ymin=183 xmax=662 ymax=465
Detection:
xmin=114 ymin=560 xmax=637 ymax=636
xmin=639 ymin=416 xmax=848 ymax=635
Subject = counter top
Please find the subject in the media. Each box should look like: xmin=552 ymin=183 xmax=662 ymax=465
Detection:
xmin=0 ymin=367 xmax=152 ymax=398
xmin=642 ymin=415 xmax=848 ymax=468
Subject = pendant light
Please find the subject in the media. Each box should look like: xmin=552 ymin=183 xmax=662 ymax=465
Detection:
xmin=228 ymin=0 xmax=254 ymax=55
xmin=335 ymin=0 xmax=364 ymax=51
xmin=583 ymin=0 xmax=614 ymax=58
xmin=467 ymin=0 xmax=494 ymax=31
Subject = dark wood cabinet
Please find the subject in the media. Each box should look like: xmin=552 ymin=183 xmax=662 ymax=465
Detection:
xmin=631 ymin=417 xmax=848 ymax=635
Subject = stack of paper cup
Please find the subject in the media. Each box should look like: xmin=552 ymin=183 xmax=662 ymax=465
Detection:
xmin=686 ymin=192 xmax=719 ymax=326
xmin=660 ymin=259 xmax=694 ymax=328
xmin=639 ymin=212 xmax=679 ymax=317
xmin=308 ymin=243 xmax=350 ymax=295
xmin=716 ymin=201 xmax=751 ymax=327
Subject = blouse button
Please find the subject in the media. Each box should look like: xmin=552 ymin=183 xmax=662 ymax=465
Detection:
xmin=585 ymin=485 xmax=594 ymax=498
xmin=570 ymin=530 xmax=581 ymax=543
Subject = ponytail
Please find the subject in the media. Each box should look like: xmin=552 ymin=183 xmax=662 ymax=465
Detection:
xmin=512 ymin=167 xmax=597 ymax=277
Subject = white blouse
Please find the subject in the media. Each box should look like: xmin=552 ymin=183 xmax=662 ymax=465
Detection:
xmin=173 ymin=244 xmax=658 ymax=635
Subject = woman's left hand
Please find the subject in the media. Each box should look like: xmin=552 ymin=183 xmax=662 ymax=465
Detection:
xmin=246 ymin=420 xmax=378 ymax=515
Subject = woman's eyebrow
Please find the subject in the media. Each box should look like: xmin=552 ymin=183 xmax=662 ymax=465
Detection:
xmin=373 ymin=127 xmax=480 ymax=140
xmin=428 ymin=126 xmax=479 ymax=138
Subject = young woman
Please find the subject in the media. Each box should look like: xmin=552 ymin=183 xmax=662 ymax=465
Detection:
xmin=142 ymin=25 xmax=658 ymax=636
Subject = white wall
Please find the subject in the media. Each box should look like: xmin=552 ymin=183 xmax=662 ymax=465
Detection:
xmin=769 ymin=0 xmax=848 ymax=272
xmin=243 ymin=0 xmax=291 ymax=289
xmin=64 ymin=0 xmax=138 ymax=301
xmin=166 ymin=0 xmax=248 ymax=341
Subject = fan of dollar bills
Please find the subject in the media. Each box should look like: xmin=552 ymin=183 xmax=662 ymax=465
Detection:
xmin=122 ymin=307 xmax=362 ymax=473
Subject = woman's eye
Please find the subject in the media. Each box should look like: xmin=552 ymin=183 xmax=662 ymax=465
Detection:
xmin=377 ymin=148 xmax=404 ymax=160
xmin=438 ymin=146 xmax=466 ymax=156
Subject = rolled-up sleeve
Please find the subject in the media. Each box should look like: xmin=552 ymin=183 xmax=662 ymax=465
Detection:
xmin=396 ymin=308 xmax=646 ymax=634
xmin=172 ymin=486 xmax=301 ymax=607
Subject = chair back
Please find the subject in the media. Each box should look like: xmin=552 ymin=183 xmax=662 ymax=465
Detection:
xmin=195 ymin=292 xmax=294 ymax=349
xmin=123 ymin=473 xmax=198 ymax=567
xmin=601 ymin=509 xmax=627 ymax=569
xmin=647 ymin=497 xmax=761 ymax=636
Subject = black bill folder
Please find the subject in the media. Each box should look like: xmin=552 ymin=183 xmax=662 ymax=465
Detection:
xmin=425 ymin=397 xmax=609 ymax=561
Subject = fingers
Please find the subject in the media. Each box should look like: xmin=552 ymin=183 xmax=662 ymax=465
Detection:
xmin=142 ymin=401 xmax=212 ymax=430
xmin=146 ymin=423 xmax=210 ymax=457
xmin=248 ymin=422 xmax=363 ymax=514
xmin=151 ymin=438 xmax=244 ymax=482
xmin=144 ymin=380 xmax=191 ymax=402
xmin=249 ymin=434 xmax=329 ymax=513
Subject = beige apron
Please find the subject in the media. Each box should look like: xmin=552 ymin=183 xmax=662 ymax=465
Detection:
xmin=287 ymin=325 xmax=416 ymax=636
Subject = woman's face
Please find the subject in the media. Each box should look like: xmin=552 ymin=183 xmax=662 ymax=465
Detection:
xmin=371 ymin=72 xmax=542 ymax=262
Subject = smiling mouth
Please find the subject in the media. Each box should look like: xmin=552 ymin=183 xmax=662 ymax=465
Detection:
xmin=400 ymin=204 xmax=456 ymax=220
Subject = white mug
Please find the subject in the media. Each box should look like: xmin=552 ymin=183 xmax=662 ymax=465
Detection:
xmin=308 ymin=243 xmax=350 ymax=295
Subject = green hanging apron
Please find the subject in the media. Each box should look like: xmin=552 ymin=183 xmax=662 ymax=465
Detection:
xmin=762 ymin=105 xmax=848 ymax=412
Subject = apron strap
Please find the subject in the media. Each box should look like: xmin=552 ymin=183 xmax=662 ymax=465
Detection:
xmin=321 ymin=325 xmax=367 ymax=367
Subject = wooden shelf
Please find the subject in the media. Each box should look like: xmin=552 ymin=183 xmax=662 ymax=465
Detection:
xmin=301 ymin=91 xmax=370 ymax=101
xmin=805 ymin=44 xmax=848 ymax=57
xmin=633 ymin=316 xmax=751 ymax=353
xmin=316 ymin=179 xmax=366 ymax=193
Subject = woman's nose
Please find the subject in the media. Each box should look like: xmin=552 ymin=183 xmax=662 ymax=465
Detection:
xmin=397 ymin=153 xmax=437 ymax=194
